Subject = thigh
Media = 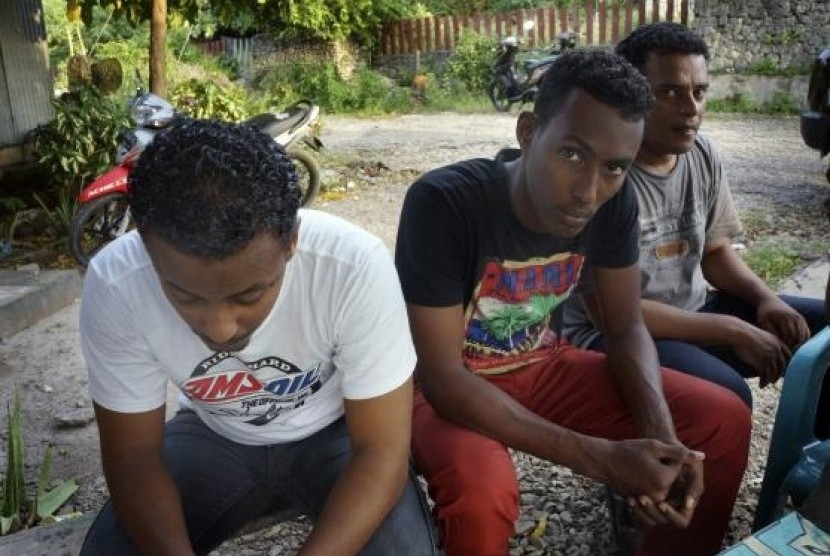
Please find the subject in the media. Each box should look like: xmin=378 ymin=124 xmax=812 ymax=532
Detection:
xmin=585 ymin=337 xmax=752 ymax=408
xmin=411 ymin=390 xmax=519 ymax=512
xmin=653 ymin=339 xmax=752 ymax=408
xmin=285 ymin=416 xmax=443 ymax=555
xmin=80 ymin=411 xmax=273 ymax=556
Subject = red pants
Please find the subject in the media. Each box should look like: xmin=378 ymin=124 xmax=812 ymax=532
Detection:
xmin=412 ymin=345 xmax=751 ymax=556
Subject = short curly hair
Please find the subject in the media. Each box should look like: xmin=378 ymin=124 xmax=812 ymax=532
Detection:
xmin=128 ymin=119 xmax=300 ymax=259
xmin=615 ymin=22 xmax=709 ymax=72
xmin=534 ymin=48 xmax=654 ymax=126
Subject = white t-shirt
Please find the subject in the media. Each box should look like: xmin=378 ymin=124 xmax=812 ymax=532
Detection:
xmin=80 ymin=209 xmax=416 ymax=445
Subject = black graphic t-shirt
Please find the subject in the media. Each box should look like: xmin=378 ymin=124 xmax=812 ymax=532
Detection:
xmin=395 ymin=152 xmax=639 ymax=374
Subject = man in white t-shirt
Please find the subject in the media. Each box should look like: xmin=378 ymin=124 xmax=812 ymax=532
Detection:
xmin=79 ymin=119 xmax=441 ymax=556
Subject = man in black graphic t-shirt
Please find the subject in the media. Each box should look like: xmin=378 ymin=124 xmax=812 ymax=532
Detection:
xmin=395 ymin=49 xmax=751 ymax=556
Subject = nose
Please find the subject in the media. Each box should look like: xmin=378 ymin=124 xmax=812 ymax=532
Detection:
xmin=199 ymin=304 xmax=240 ymax=347
xmin=571 ymin=168 xmax=600 ymax=207
xmin=678 ymin=90 xmax=702 ymax=117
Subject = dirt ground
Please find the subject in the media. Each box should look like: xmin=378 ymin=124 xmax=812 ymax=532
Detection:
xmin=0 ymin=112 xmax=828 ymax=552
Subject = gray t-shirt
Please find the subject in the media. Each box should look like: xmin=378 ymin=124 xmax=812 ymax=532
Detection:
xmin=564 ymin=133 xmax=742 ymax=348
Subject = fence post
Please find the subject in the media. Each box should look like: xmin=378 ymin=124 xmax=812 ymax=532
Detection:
xmin=598 ymin=0 xmax=607 ymax=44
xmin=585 ymin=0 xmax=595 ymax=45
xmin=638 ymin=1 xmax=647 ymax=27
xmin=667 ymin=0 xmax=675 ymax=22
xmin=624 ymin=1 xmax=633 ymax=35
xmin=651 ymin=0 xmax=660 ymax=23
xmin=681 ymin=0 xmax=689 ymax=26
xmin=612 ymin=2 xmax=620 ymax=42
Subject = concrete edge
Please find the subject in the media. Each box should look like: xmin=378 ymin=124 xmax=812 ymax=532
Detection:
xmin=0 ymin=509 xmax=302 ymax=556
xmin=0 ymin=270 xmax=82 ymax=341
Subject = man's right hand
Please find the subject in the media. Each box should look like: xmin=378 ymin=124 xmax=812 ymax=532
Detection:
xmin=729 ymin=319 xmax=791 ymax=386
xmin=596 ymin=438 xmax=704 ymax=528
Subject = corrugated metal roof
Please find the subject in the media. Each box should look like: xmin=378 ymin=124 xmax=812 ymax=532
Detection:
xmin=0 ymin=0 xmax=53 ymax=148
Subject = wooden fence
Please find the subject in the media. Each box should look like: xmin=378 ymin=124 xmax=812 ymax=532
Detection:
xmin=379 ymin=0 xmax=689 ymax=56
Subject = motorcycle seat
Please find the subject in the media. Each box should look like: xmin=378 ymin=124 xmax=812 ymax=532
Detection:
xmin=245 ymin=101 xmax=312 ymax=137
xmin=523 ymin=56 xmax=558 ymax=74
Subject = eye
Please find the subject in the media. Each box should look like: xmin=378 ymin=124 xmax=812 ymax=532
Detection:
xmin=560 ymin=147 xmax=583 ymax=164
xmin=169 ymin=291 xmax=200 ymax=306
xmin=233 ymin=290 xmax=264 ymax=306
xmin=607 ymin=164 xmax=626 ymax=177
xmin=694 ymin=87 xmax=708 ymax=101
xmin=660 ymin=87 xmax=678 ymax=99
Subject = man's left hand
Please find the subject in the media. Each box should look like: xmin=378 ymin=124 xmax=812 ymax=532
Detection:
xmin=626 ymin=450 xmax=704 ymax=529
xmin=757 ymin=298 xmax=811 ymax=349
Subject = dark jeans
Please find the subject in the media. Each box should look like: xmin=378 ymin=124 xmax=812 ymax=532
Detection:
xmin=80 ymin=412 xmax=442 ymax=556
xmin=588 ymin=292 xmax=827 ymax=409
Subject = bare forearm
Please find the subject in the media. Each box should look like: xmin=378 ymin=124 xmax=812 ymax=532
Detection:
xmin=641 ymin=299 xmax=744 ymax=345
xmin=604 ymin=324 xmax=675 ymax=443
xmin=702 ymin=244 xmax=777 ymax=307
xmin=421 ymin=367 xmax=606 ymax=477
xmin=299 ymin=449 xmax=408 ymax=556
xmin=104 ymin=457 xmax=194 ymax=556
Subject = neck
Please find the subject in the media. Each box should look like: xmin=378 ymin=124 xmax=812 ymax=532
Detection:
xmin=635 ymin=148 xmax=678 ymax=176
xmin=504 ymin=157 xmax=542 ymax=232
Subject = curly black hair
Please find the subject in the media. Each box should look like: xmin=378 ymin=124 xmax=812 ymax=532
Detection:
xmin=534 ymin=48 xmax=654 ymax=125
xmin=128 ymin=119 xmax=300 ymax=259
xmin=615 ymin=22 xmax=709 ymax=72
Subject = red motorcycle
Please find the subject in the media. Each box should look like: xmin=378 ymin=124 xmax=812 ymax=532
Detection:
xmin=70 ymin=86 xmax=322 ymax=269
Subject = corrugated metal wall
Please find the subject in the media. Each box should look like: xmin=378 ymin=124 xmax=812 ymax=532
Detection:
xmin=0 ymin=0 xmax=53 ymax=148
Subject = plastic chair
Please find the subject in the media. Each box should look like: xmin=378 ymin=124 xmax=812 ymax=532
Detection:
xmin=753 ymin=326 xmax=830 ymax=531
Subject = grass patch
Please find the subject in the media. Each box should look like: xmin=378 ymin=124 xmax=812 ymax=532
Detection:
xmin=708 ymin=92 xmax=798 ymax=116
xmin=741 ymin=242 xmax=801 ymax=290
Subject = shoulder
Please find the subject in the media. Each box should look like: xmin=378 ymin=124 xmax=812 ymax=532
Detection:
xmin=689 ymin=131 xmax=724 ymax=168
xmin=412 ymin=157 xmax=501 ymax=194
xmin=86 ymin=231 xmax=154 ymax=287
xmin=295 ymin=209 xmax=388 ymax=270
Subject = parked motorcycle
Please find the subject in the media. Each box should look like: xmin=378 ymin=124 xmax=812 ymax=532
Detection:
xmin=486 ymin=22 xmax=578 ymax=112
xmin=800 ymin=46 xmax=830 ymax=182
xmin=69 ymin=82 xmax=323 ymax=269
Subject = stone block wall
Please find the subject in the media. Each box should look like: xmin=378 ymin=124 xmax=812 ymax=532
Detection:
xmin=692 ymin=0 xmax=830 ymax=73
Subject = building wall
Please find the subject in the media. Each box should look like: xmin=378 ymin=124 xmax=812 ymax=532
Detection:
xmin=0 ymin=0 xmax=53 ymax=151
xmin=693 ymin=0 xmax=830 ymax=73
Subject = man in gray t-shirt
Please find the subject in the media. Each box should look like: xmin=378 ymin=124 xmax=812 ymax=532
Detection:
xmin=564 ymin=22 xmax=825 ymax=408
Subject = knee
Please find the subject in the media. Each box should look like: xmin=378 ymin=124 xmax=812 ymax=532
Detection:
xmin=429 ymin=465 xmax=519 ymax=555
xmin=694 ymin=386 xmax=752 ymax=459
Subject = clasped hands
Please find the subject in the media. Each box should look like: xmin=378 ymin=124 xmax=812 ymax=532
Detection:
xmin=604 ymin=438 xmax=705 ymax=529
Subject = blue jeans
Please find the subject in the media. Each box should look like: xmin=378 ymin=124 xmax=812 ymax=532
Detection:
xmin=588 ymin=292 xmax=826 ymax=409
xmin=80 ymin=411 xmax=442 ymax=556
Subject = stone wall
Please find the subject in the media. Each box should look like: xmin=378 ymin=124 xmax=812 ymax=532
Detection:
xmin=692 ymin=0 xmax=830 ymax=73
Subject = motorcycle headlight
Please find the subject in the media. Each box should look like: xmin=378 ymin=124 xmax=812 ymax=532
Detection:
xmin=131 ymin=93 xmax=176 ymax=128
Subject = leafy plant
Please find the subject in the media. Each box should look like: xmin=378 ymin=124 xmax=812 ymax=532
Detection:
xmin=443 ymin=30 xmax=497 ymax=93
xmin=171 ymin=79 xmax=249 ymax=121
xmin=33 ymin=86 xmax=130 ymax=192
xmin=0 ymin=390 xmax=79 ymax=535
xmin=32 ymin=190 xmax=79 ymax=247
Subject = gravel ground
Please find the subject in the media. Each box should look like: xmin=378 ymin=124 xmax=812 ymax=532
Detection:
xmin=0 ymin=112 xmax=828 ymax=555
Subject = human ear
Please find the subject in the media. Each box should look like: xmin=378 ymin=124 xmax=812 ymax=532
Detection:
xmin=516 ymin=111 xmax=538 ymax=151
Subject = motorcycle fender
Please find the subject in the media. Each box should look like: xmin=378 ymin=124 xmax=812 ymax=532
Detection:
xmin=79 ymin=165 xmax=130 ymax=202
xmin=302 ymin=136 xmax=324 ymax=151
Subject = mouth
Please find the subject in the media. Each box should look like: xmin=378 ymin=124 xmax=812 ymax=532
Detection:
xmin=672 ymin=124 xmax=698 ymax=138
xmin=560 ymin=209 xmax=591 ymax=230
xmin=201 ymin=335 xmax=251 ymax=353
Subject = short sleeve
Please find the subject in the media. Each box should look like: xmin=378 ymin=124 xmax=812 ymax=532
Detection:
xmin=334 ymin=243 xmax=416 ymax=400
xmin=395 ymin=177 xmax=468 ymax=307
xmin=701 ymin=138 xmax=743 ymax=242
xmin=80 ymin=265 xmax=168 ymax=413
xmin=585 ymin=179 xmax=640 ymax=268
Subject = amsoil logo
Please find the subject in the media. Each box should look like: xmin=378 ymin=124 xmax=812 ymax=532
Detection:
xmin=184 ymin=370 xmax=263 ymax=402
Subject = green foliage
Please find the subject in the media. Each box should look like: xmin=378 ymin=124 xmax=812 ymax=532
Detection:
xmin=0 ymin=390 xmax=79 ymax=535
xmin=171 ymin=79 xmax=249 ymax=121
xmin=443 ymin=30 xmax=497 ymax=93
xmin=707 ymin=93 xmax=798 ymax=116
xmin=742 ymin=244 xmax=800 ymax=290
xmin=32 ymin=191 xmax=79 ymax=247
xmin=257 ymin=62 xmax=394 ymax=113
xmin=33 ymin=86 xmax=130 ymax=192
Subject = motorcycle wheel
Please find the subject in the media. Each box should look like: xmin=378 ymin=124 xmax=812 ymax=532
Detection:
xmin=487 ymin=78 xmax=512 ymax=112
xmin=70 ymin=192 xmax=132 ymax=270
xmin=289 ymin=150 xmax=321 ymax=207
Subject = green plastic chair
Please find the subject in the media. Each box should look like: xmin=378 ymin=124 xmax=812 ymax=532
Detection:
xmin=753 ymin=326 xmax=830 ymax=531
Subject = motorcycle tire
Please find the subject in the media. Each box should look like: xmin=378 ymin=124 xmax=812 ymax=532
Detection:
xmin=289 ymin=150 xmax=321 ymax=207
xmin=70 ymin=192 xmax=132 ymax=270
xmin=487 ymin=77 xmax=512 ymax=113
